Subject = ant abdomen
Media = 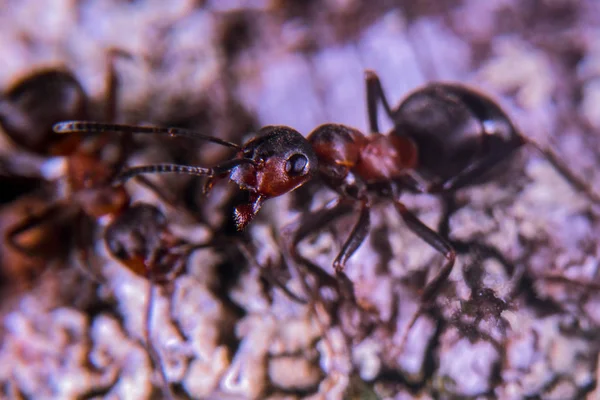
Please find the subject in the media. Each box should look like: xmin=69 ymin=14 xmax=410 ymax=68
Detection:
xmin=0 ymin=69 xmax=87 ymax=155
xmin=393 ymin=83 xmax=522 ymax=184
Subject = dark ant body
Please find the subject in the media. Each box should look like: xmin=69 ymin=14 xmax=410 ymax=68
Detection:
xmin=54 ymin=70 xmax=600 ymax=354
xmin=0 ymin=68 xmax=89 ymax=156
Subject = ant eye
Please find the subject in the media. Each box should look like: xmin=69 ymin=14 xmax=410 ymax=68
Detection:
xmin=285 ymin=153 xmax=309 ymax=176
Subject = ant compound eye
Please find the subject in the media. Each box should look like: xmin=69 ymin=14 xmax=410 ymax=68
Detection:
xmin=285 ymin=153 xmax=309 ymax=177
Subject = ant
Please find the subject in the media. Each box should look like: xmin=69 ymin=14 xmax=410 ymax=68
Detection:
xmin=53 ymin=69 xmax=600 ymax=355
xmin=0 ymin=51 xmax=183 ymax=281
xmin=104 ymin=202 xmax=210 ymax=399
xmin=0 ymin=58 xmax=204 ymax=397
xmin=0 ymin=54 xmax=124 ymax=289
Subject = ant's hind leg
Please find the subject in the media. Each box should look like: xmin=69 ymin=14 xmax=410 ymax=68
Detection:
xmin=526 ymin=139 xmax=600 ymax=205
xmin=393 ymin=201 xmax=456 ymax=354
xmin=365 ymin=70 xmax=394 ymax=134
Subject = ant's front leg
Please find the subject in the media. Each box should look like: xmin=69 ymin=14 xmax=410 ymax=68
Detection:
xmin=283 ymin=198 xmax=355 ymax=295
xmin=332 ymin=199 xmax=370 ymax=275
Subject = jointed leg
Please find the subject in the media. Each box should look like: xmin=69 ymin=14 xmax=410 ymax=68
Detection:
xmin=332 ymin=199 xmax=370 ymax=274
xmin=73 ymin=212 xmax=105 ymax=283
xmin=527 ymin=139 xmax=600 ymax=204
xmin=428 ymin=139 xmax=524 ymax=193
xmin=236 ymin=239 xmax=308 ymax=304
xmin=365 ymin=70 xmax=394 ymax=134
xmin=6 ymin=203 xmax=64 ymax=256
xmin=394 ymin=201 xmax=456 ymax=353
xmin=143 ymin=281 xmax=174 ymax=400
xmin=283 ymin=198 xmax=356 ymax=292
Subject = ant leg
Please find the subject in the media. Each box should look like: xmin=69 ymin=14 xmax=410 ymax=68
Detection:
xmin=236 ymin=240 xmax=308 ymax=304
xmin=103 ymin=49 xmax=120 ymax=124
xmin=432 ymin=137 xmax=600 ymax=205
xmin=395 ymin=202 xmax=456 ymax=302
xmin=365 ymin=70 xmax=394 ymax=133
xmin=429 ymin=140 xmax=524 ymax=193
xmin=284 ymin=198 xmax=356 ymax=292
xmin=5 ymin=204 xmax=64 ymax=255
xmin=393 ymin=201 xmax=456 ymax=353
xmin=130 ymin=175 xmax=203 ymax=224
xmin=72 ymin=213 xmax=104 ymax=282
xmin=526 ymin=139 xmax=600 ymax=204
xmin=144 ymin=281 xmax=175 ymax=400
xmin=331 ymin=200 xmax=370 ymax=301
xmin=332 ymin=200 xmax=370 ymax=274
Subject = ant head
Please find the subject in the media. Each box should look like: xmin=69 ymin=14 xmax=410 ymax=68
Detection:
xmin=230 ymin=125 xmax=318 ymax=229
xmin=53 ymin=122 xmax=318 ymax=231
xmin=104 ymin=204 xmax=172 ymax=280
xmin=0 ymin=69 xmax=87 ymax=155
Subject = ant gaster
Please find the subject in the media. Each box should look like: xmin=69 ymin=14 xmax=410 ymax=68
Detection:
xmin=54 ymin=70 xmax=600 ymax=352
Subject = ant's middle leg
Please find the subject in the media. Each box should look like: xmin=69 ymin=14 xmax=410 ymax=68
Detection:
xmin=72 ymin=212 xmax=105 ymax=282
xmin=365 ymin=70 xmax=394 ymax=134
xmin=393 ymin=201 xmax=456 ymax=353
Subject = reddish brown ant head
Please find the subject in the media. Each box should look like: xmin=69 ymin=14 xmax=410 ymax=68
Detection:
xmin=0 ymin=69 xmax=87 ymax=155
xmin=53 ymin=122 xmax=318 ymax=231
xmin=231 ymin=125 xmax=318 ymax=229
xmin=104 ymin=204 xmax=176 ymax=281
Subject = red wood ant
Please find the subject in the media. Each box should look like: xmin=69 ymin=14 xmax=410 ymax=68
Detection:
xmin=53 ymin=70 xmax=600 ymax=354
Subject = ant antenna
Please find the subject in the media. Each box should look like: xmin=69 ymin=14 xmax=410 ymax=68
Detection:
xmin=53 ymin=121 xmax=241 ymax=149
xmin=114 ymin=158 xmax=256 ymax=184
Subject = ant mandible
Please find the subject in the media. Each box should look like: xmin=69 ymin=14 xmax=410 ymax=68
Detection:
xmin=53 ymin=69 xmax=600 ymax=351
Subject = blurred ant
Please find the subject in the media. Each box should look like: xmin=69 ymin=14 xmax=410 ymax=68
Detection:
xmin=0 ymin=51 xmax=185 ymax=281
xmin=0 ymin=52 xmax=128 ymax=288
xmin=0 ymin=58 xmax=197 ymax=396
xmin=104 ymin=202 xmax=210 ymax=400
xmin=54 ymin=69 xmax=600 ymax=353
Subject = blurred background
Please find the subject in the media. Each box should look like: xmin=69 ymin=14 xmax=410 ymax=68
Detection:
xmin=1 ymin=0 xmax=600 ymax=399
